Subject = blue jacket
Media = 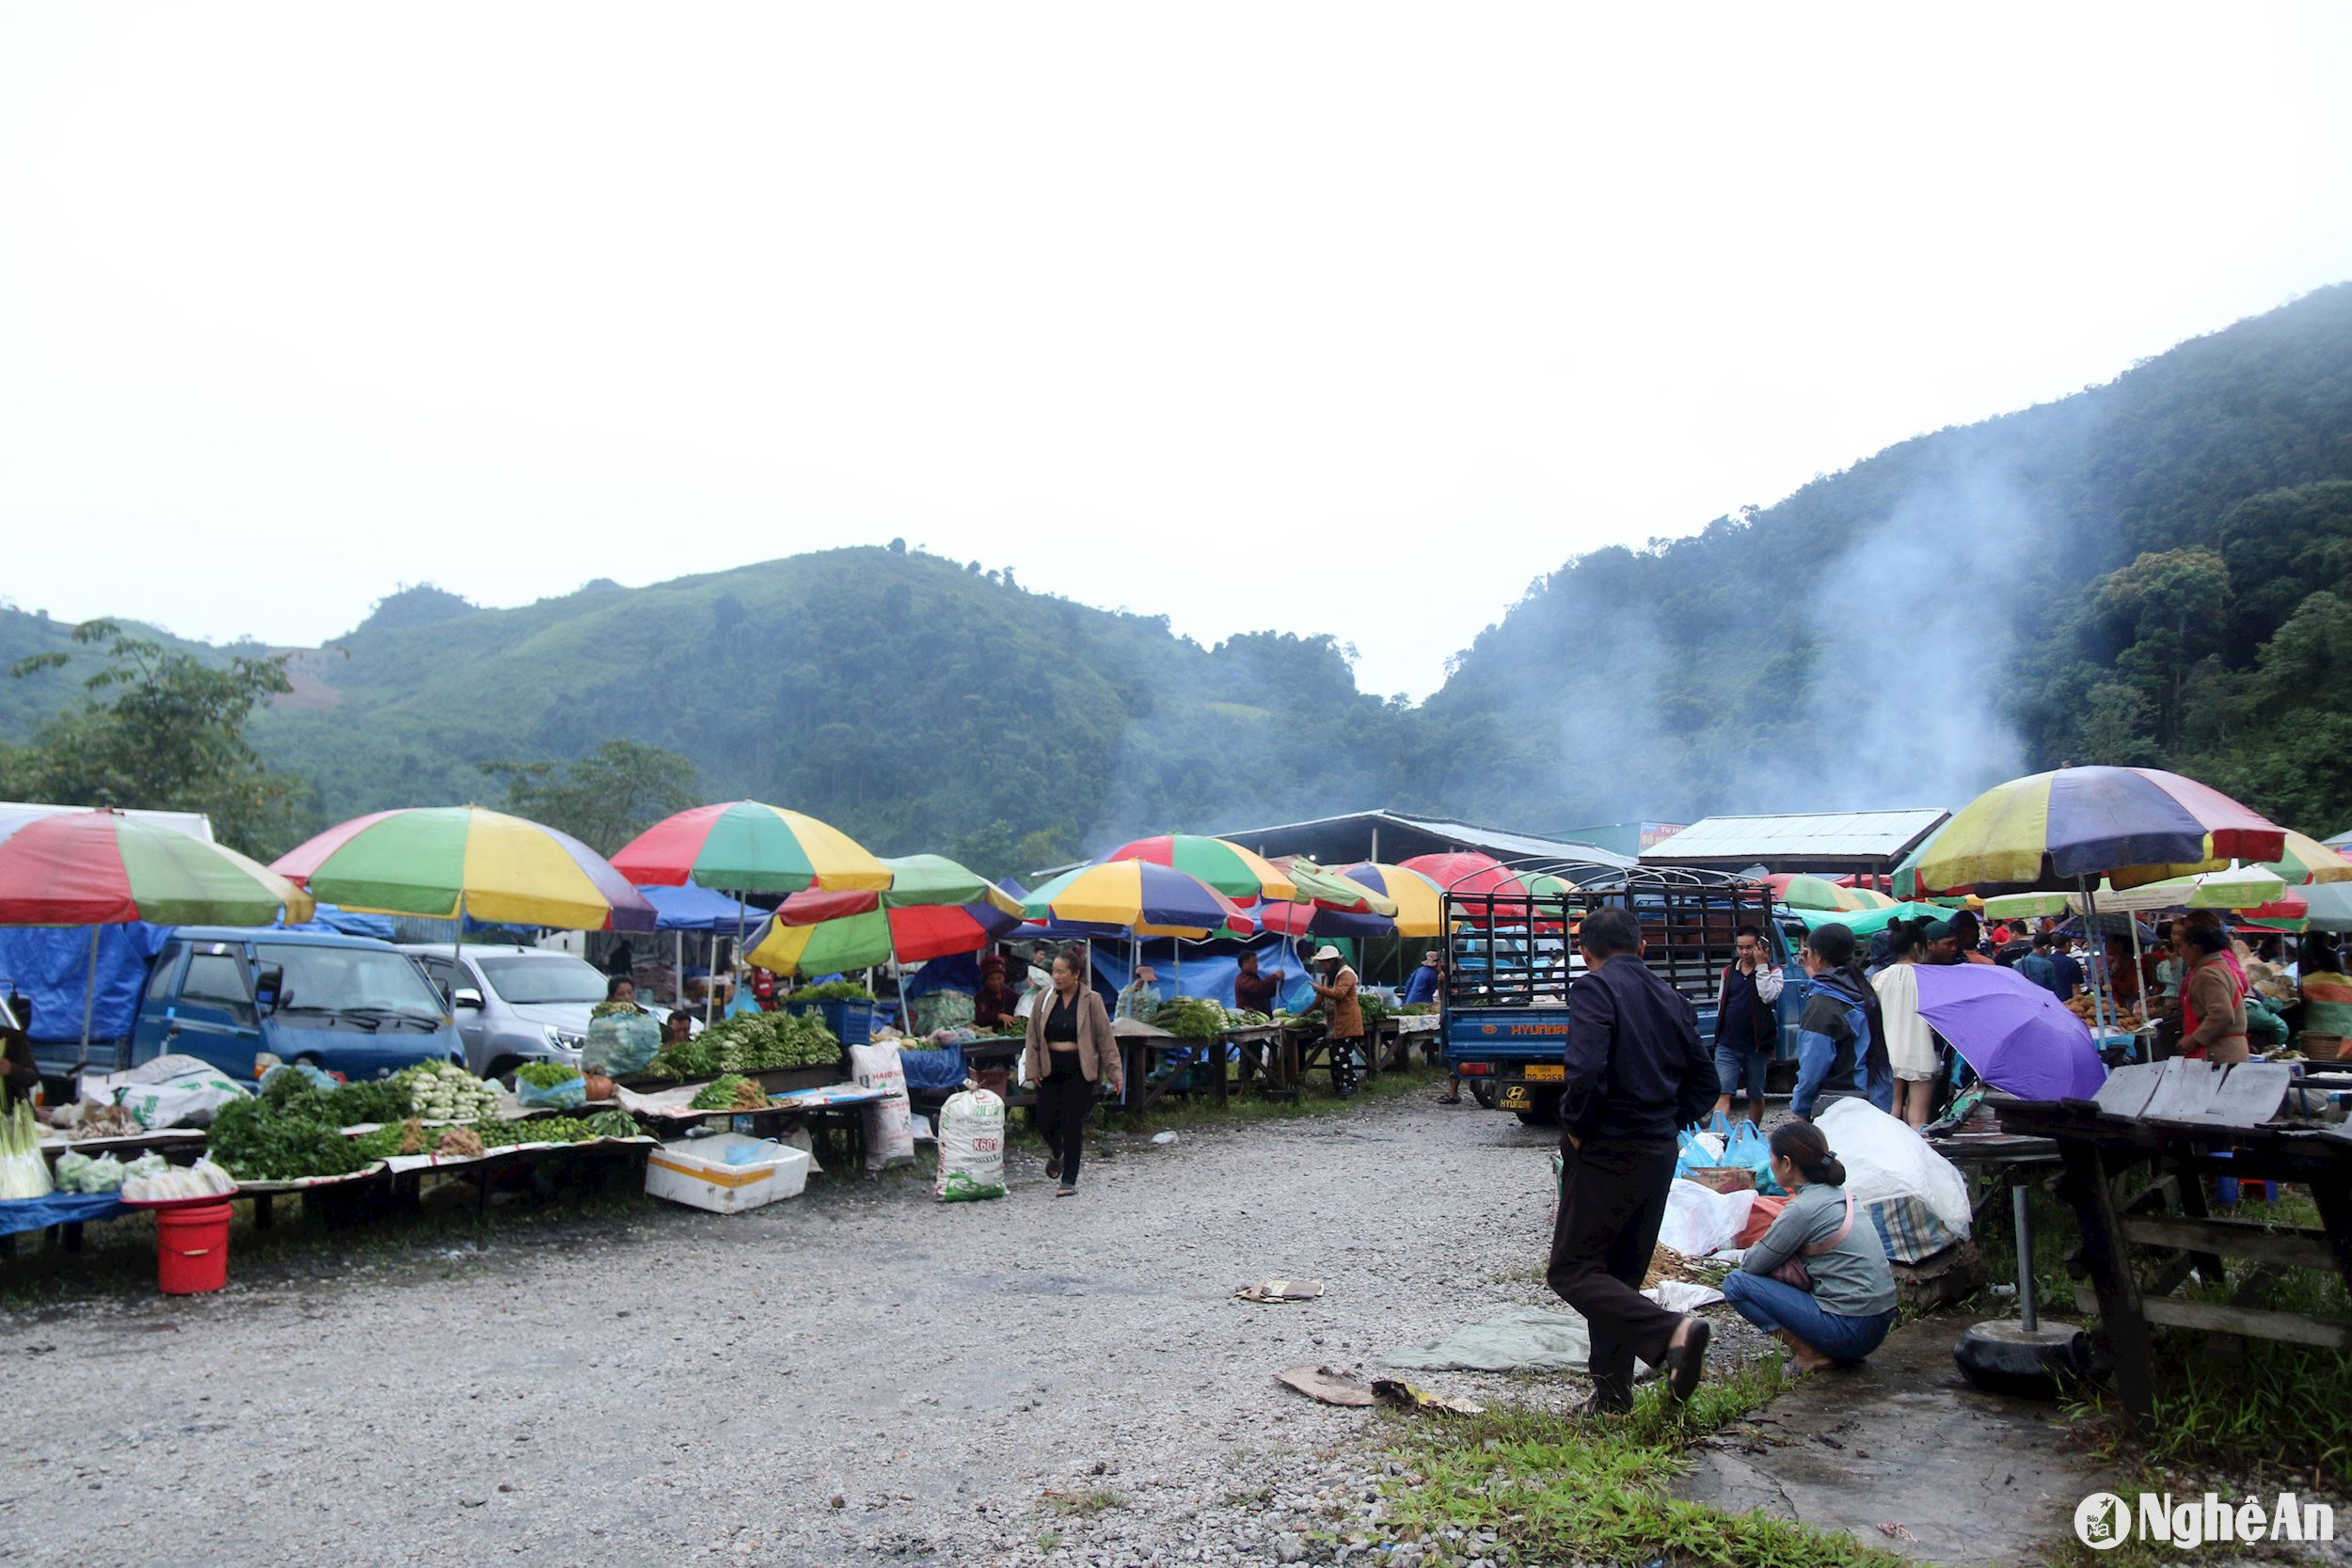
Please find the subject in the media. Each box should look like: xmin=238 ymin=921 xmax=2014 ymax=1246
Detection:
xmin=1792 ymin=968 xmax=1877 ymax=1119
xmin=1401 ymin=964 xmax=1442 ymax=1006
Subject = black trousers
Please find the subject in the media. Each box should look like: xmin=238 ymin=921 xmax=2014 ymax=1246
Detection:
xmin=1326 ymin=1035 xmax=1364 ymax=1093
xmin=1546 ymin=1136 xmax=1682 ymax=1409
xmin=1036 ymin=1050 xmax=1091 ymax=1185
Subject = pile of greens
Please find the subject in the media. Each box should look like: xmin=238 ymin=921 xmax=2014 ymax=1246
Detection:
xmin=641 ymin=1009 xmax=839 ymax=1079
xmin=790 ymin=980 xmax=874 ymax=1003
xmin=349 ymin=1108 xmax=644 ymax=1159
xmin=689 ymin=1074 xmax=768 ymax=1111
xmin=1149 ymin=997 xmax=1232 ymax=1040
xmin=515 ymin=1061 xmax=583 ymax=1089
xmin=208 ymin=1071 xmax=374 ymax=1181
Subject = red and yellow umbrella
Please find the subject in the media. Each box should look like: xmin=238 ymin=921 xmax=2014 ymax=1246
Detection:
xmin=0 ymin=808 xmax=313 ymax=927
xmin=611 ymin=800 xmax=891 ymax=895
xmin=1900 ymin=767 xmax=2286 ymax=895
xmin=748 ymin=855 xmax=1025 ymax=975
xmin=1100 ymin=835 xmax=1295 ymax=904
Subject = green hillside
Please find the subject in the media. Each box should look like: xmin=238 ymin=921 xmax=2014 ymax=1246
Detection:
xmin=238 ymin=547 xmax=1401 ymax=867
xmin=7 ymin=283 xmax=2350 ymax=864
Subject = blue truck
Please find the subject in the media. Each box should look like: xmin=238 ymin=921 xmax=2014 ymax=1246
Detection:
xmin=1441 ymin=868 xmax=1806 ymax=1123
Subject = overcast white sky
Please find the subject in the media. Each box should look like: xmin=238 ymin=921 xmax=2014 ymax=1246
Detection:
xmin=4 ymin=5 xmax=2349 ymax=700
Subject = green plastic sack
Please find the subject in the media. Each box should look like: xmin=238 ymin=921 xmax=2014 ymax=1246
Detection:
xmin=582 ymin=1010 xmax=661 ymax=1075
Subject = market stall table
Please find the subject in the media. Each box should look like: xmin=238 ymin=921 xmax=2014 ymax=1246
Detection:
xmin=1999 ymin=1061 xmax=2352 ymax=1428
xmin=617 ymin=1080 xmax=893 ymax=1173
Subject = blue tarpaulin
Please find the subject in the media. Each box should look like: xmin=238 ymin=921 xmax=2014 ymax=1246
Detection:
xmin=0 ymin=924 xmax=169 ymax=1044
xmin=287 ymin=905 xmax=396 ymax=941
xmin=638 ymin=883 xmax=771 ymax=933
xmin=1089 ymin=935 xmax=1315 ymax=1014
xmin=0 ymin=1192 xmax=126 ymax=1238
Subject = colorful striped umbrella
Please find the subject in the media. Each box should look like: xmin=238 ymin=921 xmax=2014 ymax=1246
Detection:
xmin=610 ymin=800 xmax=892 ymax=895
xmin=1099 ymin=835 xmax=1296 ymax=904
xmin=272 ymin=806 xmax=656 ymax=931
xmin=1255 ymin=859 xmax=1401 ymax=941
xmin=1984 ymin=865 xmax=2290 ymax=919
xmin=1333 ymin=863 xmax=1447 ymax=939
xmin=2254 ymin=831 xmax=2352 ymax=886
xmin=0 ymin=808 xmax=314 ymax=927
xmin=1765 ymin=874 xmax=1896 ymax=913
xmin=1023 ymin=859 xmax=1255 ymax=940
xmin=747 ymin=855 xmax=1024 ymax=975
xmin=1898 ymin=768 xmax=2287 ymax=896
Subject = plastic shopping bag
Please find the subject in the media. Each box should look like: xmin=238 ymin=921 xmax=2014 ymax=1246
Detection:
xmin=582 ymin=1010 xmax=661 ymax=1076
xmin=1657 ymin=1178 xmax=1756 ymax=1258
xmin=1724 ymin=1118 xmax=1781 ymax=1195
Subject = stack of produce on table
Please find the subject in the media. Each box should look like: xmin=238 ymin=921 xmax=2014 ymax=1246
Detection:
xmin=1149 ymin=998 xmax=1232 ymax=1039
xmin=50 ymin=1102 xmax=141 ymax=1140
xmin=514 ymin=1060 xmax=588 ymax=1111
xmin=792 ymin=979 xmax=874 ymax=1004
xmin=2062 ymin=993 xmax=2147 ymax=1031
xmin=394 ymin=1060 xmax=501 ymax=1121
xmin=689 ymin=1074 xmax=770 ymax=1112
xmin=207 ymin=1071 xmax=376 ymax=1181
xmin=1225 ymin=1007 xmax=1272 ymax=1028
xmin=52 ymin=1150 xmax=158 ymax=1194
xmin=640 ymin=1009 xmax=839 ymax=1080
xmin=0 ymin=1102 xmax=52 ymax=1197
xmin=351 ymin=1109 xmax=644 ymax=1158
xmin=122 ymin=1158 xmax=237 ymax=1203
xmin=583 ymin=1000 xmax=662 ymax=1075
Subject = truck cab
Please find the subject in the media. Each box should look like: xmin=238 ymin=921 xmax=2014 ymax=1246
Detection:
xmin=131 ymin=927 xmax=462 ymax=1083
xmin=1441 ymin=869 xmax=1804 ymax=1123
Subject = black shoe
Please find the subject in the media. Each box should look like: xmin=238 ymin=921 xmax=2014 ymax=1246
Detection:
xmin=1663 ymin=1317 xmax=1711 ymax=1403
xmin=1044 ymin=1158 xmax=1060 ymax=1181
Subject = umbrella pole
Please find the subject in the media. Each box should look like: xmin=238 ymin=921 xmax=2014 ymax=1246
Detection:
xmin=77 ymin=923 xmax=99 ymax=1065
xmin=2127 ymin=908 xmax=2147 ymax=1025
xmin=452 ymin=895 xmax=465 ymax=1013
xmin=2078 ymin=878 xmax=2113 ymax=1042
xmin=674 ymin=929 xmax=683 ymax=1006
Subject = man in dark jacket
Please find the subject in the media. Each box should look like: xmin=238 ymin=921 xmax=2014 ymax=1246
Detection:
xmin=1711 ymin=924 xmax=1782 ymax=1129
xmin=1547 ymin=907 xmax=1717 ymax=1413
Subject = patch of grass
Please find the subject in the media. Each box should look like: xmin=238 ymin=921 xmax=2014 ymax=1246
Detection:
xmin=1036 ymin=1531 xmax=1063 ymax=1553
xmin=1040 ymin=1486 xmax=1124 ymax=1518
xmin=1381 ymin=1359 xmax=1908 ymax=1568
xmin=2061 ymin=1253 xmax=2352 ymax=1481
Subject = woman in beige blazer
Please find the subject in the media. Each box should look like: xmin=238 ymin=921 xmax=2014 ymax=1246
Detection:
xmin=1023 ymin=943 xmax=1122 ymax=1196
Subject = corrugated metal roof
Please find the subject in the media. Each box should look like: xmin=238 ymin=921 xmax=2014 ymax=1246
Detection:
xmin=1643 ymin=810 xmax=1949 ymax=862
xmin=1380 ymin=812 xmax=1638 ymax=867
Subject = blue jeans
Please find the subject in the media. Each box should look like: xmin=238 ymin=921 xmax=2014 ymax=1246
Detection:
xmin=1723 ymin=1270 xmax=1895 ymax=1362
xmin=1713 ymin=1043 xmax=1772 ymax=1103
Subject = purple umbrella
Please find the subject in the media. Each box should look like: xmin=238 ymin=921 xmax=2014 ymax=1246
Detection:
xmin=1910 ymin=962 xmax=2107 ymax=1101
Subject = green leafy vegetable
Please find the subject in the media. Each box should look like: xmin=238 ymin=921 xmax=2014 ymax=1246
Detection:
xmin=515 ymin=1061 xmax=584 ymax=1089
xmin=791 ymin=980 xmax=875 ymax=1003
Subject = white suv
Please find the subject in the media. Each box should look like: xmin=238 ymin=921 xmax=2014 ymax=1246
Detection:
xmin=401 ymin=944 xmax=691 ymax=1080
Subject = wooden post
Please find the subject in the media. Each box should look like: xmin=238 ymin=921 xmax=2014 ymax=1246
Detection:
xmin=2060 ymin=1138 xmax=2156 ymax=1425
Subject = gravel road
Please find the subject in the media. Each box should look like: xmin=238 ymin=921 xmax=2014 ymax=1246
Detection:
xmin=2 ymin=1091 xmax=1740 ymax=1568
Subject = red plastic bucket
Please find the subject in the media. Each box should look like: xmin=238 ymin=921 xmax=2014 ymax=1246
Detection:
xmin=156 ymin=1200 xmax=232 ymax=1294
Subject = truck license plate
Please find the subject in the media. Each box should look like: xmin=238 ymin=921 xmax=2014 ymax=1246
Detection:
xmin=1523 ymin=1064 xmax=1565 ymax=1082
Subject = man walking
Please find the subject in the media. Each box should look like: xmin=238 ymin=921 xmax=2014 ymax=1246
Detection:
xmin=1710 ymin=924 xmax=1782 ymax=1128
xmin=1401 ymin=950 xmax=1444 ymax=1006
xmin=1548 ymin=907 xmax=1717 ymax=1414
xmin=2015 ymin=934 xmax=2061 ymax=996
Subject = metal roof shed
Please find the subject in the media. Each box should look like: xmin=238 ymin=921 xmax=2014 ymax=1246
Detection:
xmin=1641 ymin=809 xmax=1949 ymax=879
xmin=1206 ymin=810 xmax=1637 ymax=874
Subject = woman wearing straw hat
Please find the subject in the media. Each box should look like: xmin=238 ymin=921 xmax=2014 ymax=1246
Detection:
xmin=1308 ymin=944 xmax=1365 ymax=1097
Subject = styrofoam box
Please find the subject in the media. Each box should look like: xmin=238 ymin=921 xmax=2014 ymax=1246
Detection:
xmin=643 ymin=1133 xmax=811 ymax=1214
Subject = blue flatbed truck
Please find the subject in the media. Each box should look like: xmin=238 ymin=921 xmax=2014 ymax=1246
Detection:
xmin=1440 ymin=868 xmax=1806 ymax=1123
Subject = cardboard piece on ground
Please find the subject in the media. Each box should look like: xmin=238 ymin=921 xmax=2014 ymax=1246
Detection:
xmin=1236 ymin=1278 xmax=1324 ymax=1304
xmin=1276 ymin=1365 xmax=1374 ymax=1407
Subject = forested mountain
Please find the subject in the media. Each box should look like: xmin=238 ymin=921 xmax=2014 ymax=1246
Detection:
xmin=5 ymin=284 xmax=2349 ymax=868
xmin=1410 ymin=283 xmax=2352 ymax=836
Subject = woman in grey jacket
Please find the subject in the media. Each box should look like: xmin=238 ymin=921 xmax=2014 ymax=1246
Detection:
xmin=1722 ymin=1121 xmax=1897 ymax=1374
